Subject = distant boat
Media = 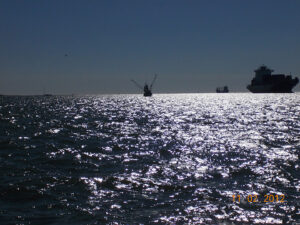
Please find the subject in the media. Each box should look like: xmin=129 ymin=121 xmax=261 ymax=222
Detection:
xmin=247 ymin=65 xmax=299 ymax=93
xmin=42 ymin=87 xmax=53 ymax=96
xmin=143 ymin=84 xmax=152 ymax=96
xmin=131 ymin=74 xmax=157 ymax=97
xmin=216 ymin=86 xmax=229 ymax=93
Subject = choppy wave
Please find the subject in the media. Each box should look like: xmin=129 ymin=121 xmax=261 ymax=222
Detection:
xmin=0 ymin=93 xmax=299 ymax=224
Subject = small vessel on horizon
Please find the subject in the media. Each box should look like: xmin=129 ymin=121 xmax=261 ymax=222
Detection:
xmin=216 ymin=86 xmax=229 ymax=93
xmin=131 ymin=74 xmax=157 ymax=97
xmin=42 ymin=87 xmax=53 ymax=97
xmin=247 ymin=65 xmax=299 ymax=93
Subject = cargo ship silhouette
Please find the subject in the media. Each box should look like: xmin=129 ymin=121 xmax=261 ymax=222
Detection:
xmin=247 ymin=65 xmax=299 ymax=93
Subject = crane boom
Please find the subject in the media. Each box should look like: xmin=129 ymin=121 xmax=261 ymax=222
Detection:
xmin=150 ymin=74 xmax=157 ymax=90
xmin=130 ymin=79 xmax=143 ymax=90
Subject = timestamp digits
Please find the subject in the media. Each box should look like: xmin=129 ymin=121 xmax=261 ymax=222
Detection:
xmin=232 ymin=194 xmax=285 ymax=203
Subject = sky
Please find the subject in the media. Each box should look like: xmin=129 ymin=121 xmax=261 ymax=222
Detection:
xmin=0 ymin=0 xmax=300 ymax=95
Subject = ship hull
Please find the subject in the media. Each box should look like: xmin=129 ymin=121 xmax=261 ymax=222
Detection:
xmin=143 ymin=92 xmax=152 ymax=97
xmin=247 ymin=83 xmax=296 ymax=93
xmin=216 ymin=90 xmax=229 ymax=93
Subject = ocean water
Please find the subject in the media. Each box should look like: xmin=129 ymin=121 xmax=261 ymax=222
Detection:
xmin=0 ymin=93 xmax=299 ymax=224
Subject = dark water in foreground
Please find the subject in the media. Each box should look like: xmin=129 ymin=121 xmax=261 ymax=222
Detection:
xmin=0 ymin=93 xmax=299 ymax=224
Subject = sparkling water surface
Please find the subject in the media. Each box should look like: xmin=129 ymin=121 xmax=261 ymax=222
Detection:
xmin=0 ymin=93 xmax=299 ymax=224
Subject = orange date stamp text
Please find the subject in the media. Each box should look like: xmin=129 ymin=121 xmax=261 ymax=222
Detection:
xmin=232 ymin=194 xmax=285 ymax=203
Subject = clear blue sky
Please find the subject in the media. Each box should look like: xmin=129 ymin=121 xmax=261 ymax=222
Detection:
xmin=0 ymin=0 xmax=300 ymax=94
